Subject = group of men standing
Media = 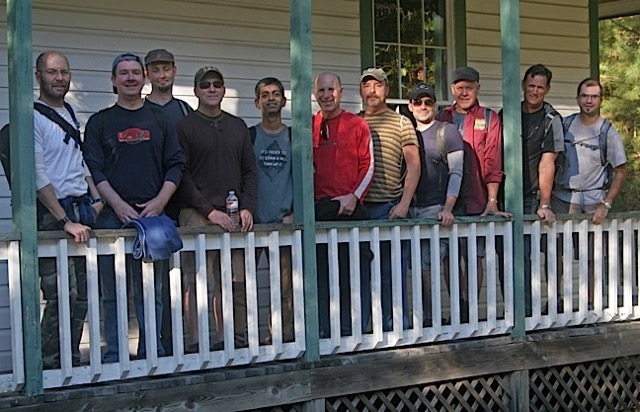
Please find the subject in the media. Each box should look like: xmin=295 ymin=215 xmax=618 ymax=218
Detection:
xmin=32 ymin=47 xmax=626 ymax=367
xmin=34 ymin=49 xmax=295 ymax=367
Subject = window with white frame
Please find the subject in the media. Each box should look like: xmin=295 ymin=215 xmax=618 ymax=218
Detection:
xmin=373 ymin=0 xmax=449 ymax=101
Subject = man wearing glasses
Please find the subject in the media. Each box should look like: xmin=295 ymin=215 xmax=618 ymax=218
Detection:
xmin=312 ymin=72 xmax=374 ymax=337
xmin=552 ymin=78 xmax=627 ymax=308
xmin=408 ymin=83 xmax=464 ymax=327
xmin=84 ymin=53 xmax=185 ymax=363
xmin=176 ymin=66 xmax=257 ymax=349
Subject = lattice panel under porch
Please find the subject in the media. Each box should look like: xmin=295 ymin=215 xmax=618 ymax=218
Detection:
xmin=530 ymin=356 xmax=640 ymax=411
xmin=322 ymin=374 xmax=512 ymax=412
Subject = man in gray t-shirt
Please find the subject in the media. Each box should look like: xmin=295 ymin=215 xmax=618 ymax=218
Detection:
xmin=251 ymin=77 xmax=294 ymax=343
xmin=552 ymin=77 xmax=627 ymax=309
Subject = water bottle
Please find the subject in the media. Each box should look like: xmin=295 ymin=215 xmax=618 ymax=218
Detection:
xmin=226 ymin=190 xmax=239 ymax=229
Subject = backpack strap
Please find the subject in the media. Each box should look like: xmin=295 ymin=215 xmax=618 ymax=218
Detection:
xmin=177 ymin=99 xmax=194 ymax=117
xmin=249 ymin=125 xmax=257 ymax=145
xmin=34 ymin=102 xmax=82 ymax=149
xmin=436 ymin=121 xmax=448 ymax=166
xmin=484 ymin=107 xmax=492 ymax=131
xmin=562 ymin=113 xmax=578 ymax=133
xmin=542 ymin=103 xmax=560 ymax=137
xmin=599 ymin=119 xmax=613 ymax=167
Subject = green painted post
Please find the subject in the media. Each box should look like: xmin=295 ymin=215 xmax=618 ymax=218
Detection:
xmin=290 ymin=0 xmax=319 ymax=362
xmin=6 ymin=0 xmax=42 ymax=395
xmin=454 ymin=0 xmax=467 ymax=66
xmin=500 ymin=0 xmax=525 ymax=338
xmin=589 ymin=0 xmax=600 ymax=80
xmin=359 ymin=0 xmax=374 ymax=70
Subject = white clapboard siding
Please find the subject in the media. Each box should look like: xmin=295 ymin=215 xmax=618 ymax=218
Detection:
xmin=466 ymin=0 xmax=591 ymax=114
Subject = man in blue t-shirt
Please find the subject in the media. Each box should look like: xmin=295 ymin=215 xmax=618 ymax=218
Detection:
xmin=251 ymin=77 xmax=294 ymax=343
xmin=408 ymin=83 xmax=464 ymax=327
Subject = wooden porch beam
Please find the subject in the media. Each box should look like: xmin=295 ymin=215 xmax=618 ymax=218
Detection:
xmin=6 ymin=0 xmax=41 ymax=396
xmin=290 ymin=0 xmax=320 ymax=361
xmin=500 ymin=0 xmax=525 ymax=338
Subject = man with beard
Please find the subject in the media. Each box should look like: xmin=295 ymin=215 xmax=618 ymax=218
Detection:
xmin=177 ymin=66 xmax=257 ymax=349
xmin=34 ymin=51 xmax=103 ymax=368
xmin=84 ymin=53 xmax=185 ymax=363
xmin=143 ymin=48 xmax=193 ymax=354
xmin=552 ymin=78 xmax=627 ymax=308
xmin=360 ymin=67 xmax=420 ymax=331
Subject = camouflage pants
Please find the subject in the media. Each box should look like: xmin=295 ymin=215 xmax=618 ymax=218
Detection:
xmin=39 ymin=213 xmax=88 ymax=368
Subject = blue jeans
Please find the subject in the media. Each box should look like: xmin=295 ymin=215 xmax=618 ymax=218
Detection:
xmin=365 ymin=200 xmax=409 ymax=330
xmin=95 ymin=207 xmax=166 ymax=362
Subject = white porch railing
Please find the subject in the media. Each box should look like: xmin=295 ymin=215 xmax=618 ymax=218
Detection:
xmin=525 ymin=214 xmax=640 ymax=330
xmin=0 ymin=215 xmax=639 ymax=392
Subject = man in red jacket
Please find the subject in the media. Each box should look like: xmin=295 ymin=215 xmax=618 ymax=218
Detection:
xmin=438 ymin=66 xmax=509 ymax=322
xmin=312 ymin=72 xmax=374 ymax=337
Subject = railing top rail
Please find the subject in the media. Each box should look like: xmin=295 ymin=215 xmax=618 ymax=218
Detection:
xmin=315 ymin=215 xmax=512 ymax=229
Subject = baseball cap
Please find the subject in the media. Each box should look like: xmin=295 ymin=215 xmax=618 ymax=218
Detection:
xmin=111 ymin=53 xmax=144 ymax=75
xmin=144 ymin=49 xmax=175 ymax=66
xmin=360 ymin=67 xmax=387 ymax=83
xmin=409 ymin=83 xmax=436 ymax=102
xmin=452 ymin=66 xmax=480 ymax=84
xmin=194 ymin=66 xmax=224 ymax=85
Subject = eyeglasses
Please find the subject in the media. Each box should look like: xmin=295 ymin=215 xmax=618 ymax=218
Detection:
xmin=320 ymin=120 xmax=329 ymax=140
xmin=198 ymin=80 xmax=224 ymax=90
xmin=412 ymin=99 xmax=435 ymax=107
xmin=578 ymin=93 xmax=601 ymax=100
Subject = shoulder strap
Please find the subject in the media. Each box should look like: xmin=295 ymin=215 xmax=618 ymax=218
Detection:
xmin=599 ymin=119 xmax=613 ymax=166
xmin=249 ymin=125 xmax=257 ymax=145
xmin=436 ymin=121 xmax=448 ymax=166
xmin=34 ymin=102 xmax=82 ymax=148
xmin=177 ymin=99 xmax=193 ymax=117
xmin=484 ymin=107 xmax=492 ymax=131
xmin=563 ymin=113 xmax=577 ymax=132
xmin=542 ymin=103 xmax=560 ymax=136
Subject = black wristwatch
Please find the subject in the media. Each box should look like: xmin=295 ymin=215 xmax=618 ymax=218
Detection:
xmin=57 ymin=215 xmax=71 ymax=229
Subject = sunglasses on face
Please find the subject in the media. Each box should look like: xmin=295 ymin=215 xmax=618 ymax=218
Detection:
xmin=198 ymin=80 xmax=224 ymax=90
xmin=412 ymin=99 xmax=435 ymax=107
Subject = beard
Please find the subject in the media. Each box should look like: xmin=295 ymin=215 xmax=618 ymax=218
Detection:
xmin=155 ymin=84 xmax=173 ymax=94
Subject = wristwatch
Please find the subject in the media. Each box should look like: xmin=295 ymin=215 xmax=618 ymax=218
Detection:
xmin=539 ymin=204 xmax=552 ymax=210
xmin=602 ymin=200 xmax=612 ymax=210
xmin=57 ymin=215 xmax=71 ymax=229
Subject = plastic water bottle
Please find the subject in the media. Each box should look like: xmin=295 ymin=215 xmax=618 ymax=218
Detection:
xmin=226 ymin=190 xmax=239 ymax=228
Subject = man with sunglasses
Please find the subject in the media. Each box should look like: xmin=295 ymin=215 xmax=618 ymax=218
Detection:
xmin=176 ymin=66 xmax=257 ymax=349
xmin=84 ymin=53 xmax=185 ymax=363
xmin=408 ymin=83 xmax=464 ymax=327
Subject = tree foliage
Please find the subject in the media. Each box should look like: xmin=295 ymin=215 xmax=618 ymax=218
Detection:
xmin=599 ymin=16 xmax=640 ymax=211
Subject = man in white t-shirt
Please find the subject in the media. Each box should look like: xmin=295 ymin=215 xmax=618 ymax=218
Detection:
xmin=34 ymin=51 xmax=103 ymax=368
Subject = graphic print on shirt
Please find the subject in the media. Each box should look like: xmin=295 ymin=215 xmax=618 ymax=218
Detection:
xmin=118 ymin=128 xmax=151 ymax=144
xmin=258 ymin=139 xmax=287 ymax=180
